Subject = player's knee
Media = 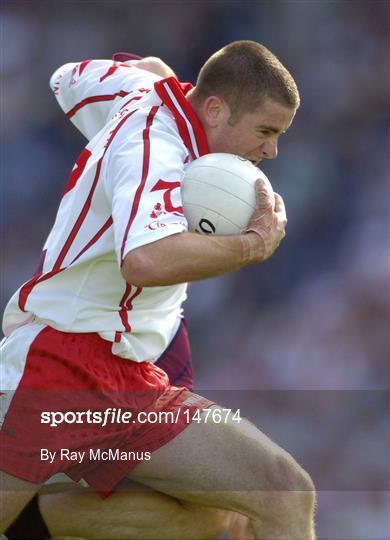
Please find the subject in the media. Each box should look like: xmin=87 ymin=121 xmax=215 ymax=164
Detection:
xmin=223 ymin=417 xmax=316 ymax=505
xmin=271 ymin=450 xmax=315 ymax=493
xmin=261 ymin=450 xmax=316 ymax=520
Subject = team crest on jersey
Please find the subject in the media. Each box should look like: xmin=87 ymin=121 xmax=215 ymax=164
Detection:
xmin=150 ymin=179 xmax=184 ymax=216
xmin=150 ymin=202 xmax=167 ymax=219
xmin=146 ymin=179 xmax=185 ymax=231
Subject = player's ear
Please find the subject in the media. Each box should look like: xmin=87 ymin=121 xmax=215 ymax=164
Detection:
xmin=202 ymin=96 xmax=230 ymax=128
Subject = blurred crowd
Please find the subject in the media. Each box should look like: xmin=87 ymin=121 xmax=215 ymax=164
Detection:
xmin=1 ymin=1 xmax=389 ymax=538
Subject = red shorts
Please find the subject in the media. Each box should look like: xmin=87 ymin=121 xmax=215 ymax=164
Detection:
xmin=0 ymin=323 xmax=211 ymax=495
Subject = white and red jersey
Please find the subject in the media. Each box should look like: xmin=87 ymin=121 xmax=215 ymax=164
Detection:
xmin=2 ymin=60 xmax=209 ymax=362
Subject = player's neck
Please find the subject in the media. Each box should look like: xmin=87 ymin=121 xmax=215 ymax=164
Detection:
xmin=186 ymin=89 xmax=204 ymax=126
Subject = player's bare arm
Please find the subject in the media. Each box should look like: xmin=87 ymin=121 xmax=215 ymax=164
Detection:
xmin=122 ymin=179 xmax=286 ymax=287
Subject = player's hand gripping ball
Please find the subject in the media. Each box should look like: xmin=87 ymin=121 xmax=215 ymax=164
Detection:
xmin=182 ymin=153 xmax=275 ymax=235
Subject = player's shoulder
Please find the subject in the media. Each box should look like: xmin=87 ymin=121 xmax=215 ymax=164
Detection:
xmin=100 ymin=101 xmax=185 ymax=164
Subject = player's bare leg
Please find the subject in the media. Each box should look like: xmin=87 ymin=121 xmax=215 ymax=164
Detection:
xmin=37 ymin=478 xmax=253 ymax=540
xmin=0 ymin=472 xmax=41 ymax=532
xmin=129 ymin=405 xmax=316 ymax=540
xmin=39 ymin=485 xmax=234 ymax=539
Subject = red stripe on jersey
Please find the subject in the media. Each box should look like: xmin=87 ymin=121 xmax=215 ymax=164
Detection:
xmin=119 ymin=89 xmax=150 ymax=111
xmin=69 ymin=216 xmax=113 ymax=265
xmin=18 ymin=250 xmax=47 ymax=310
xmin=19 ymin=268 xmax=59 ymax=311
xmin=99 ymin=62 xmax=131 ymax=83
xmin=120 ymin=106 xmax=160 ymax=265
xmin=154 ymin=77 xmax=209 ymax=159
xmin=53 ymin=158 xmax=104 ymax=272
xmin=154 ymin=83 xmax=196 ymax=160
xmin=79 ymin=60 xmax=91 ymax=76
xmin=99 ymin=64 xmax=119 ymax=83
xmin=64 ymin=148 xmax=92 ymax=195
xmin=116 ymin=285 xmax=142 ymax=336
xmin=119 ymin=95 xmax=142 ymax=110
xmin=118 ymin=283 xmax=132 ymax=333
xmin=66 ymin=90 xmax=130 ymax=119
xmin=125 ymin=287 xmax=142 ymax=310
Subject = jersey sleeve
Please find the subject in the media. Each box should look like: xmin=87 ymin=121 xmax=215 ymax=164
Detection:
xmin=49 ymin=60 xmax=160 ymax=141
xmin=104 ymin=109 xmax=188 ymax=266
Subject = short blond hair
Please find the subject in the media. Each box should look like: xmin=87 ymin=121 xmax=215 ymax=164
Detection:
xmin=193 ymin=40 xmax=300 ymax=123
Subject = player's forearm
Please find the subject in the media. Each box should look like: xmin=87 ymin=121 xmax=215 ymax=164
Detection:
xmin=122 ymin=231 xmax=262 ymax=287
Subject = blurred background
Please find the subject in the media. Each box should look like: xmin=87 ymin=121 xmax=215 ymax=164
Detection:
xmin=1 ymin=0 xmax=389 ymax=538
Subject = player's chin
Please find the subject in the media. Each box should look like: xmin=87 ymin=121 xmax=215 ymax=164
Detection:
xmin=244 ymin=155 xmax=261 ymax=166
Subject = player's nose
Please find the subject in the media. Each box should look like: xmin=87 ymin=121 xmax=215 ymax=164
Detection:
xmin=261 ymin=140 xmax=278 ymax=160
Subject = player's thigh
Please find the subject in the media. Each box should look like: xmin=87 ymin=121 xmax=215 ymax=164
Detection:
xmin=0 ymin=471 xmax=41 ymax=531
xmin=129 ymin=404 xmax=307 ymax=511
xmin=39 ymin=485 xmax=232 ymax=540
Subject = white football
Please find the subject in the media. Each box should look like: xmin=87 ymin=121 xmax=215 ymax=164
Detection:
xmin=182 ymin=153 xmax=274 ymax=235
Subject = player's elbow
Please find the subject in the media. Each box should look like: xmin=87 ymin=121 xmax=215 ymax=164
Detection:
xmin=121 ymin=248 xmax=161 ymax=287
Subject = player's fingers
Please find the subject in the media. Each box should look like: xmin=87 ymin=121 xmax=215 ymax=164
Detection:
xmin=274 ymin=192 xmax=287 ymax=223
xmin=255 ymin=179 xmax=273 ymax=211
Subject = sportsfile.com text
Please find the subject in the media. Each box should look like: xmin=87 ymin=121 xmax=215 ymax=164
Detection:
xmin=41 ymin=408 xmax=242 ymax=427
